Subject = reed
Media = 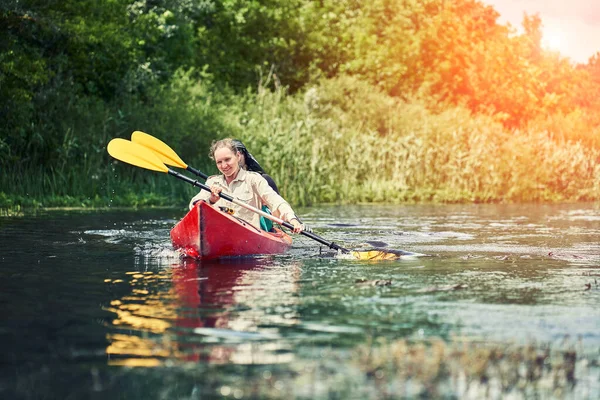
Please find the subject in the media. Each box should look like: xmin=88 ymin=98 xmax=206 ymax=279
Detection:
xmin=226 ymin=76 xmax=600 ymax=205
xmin=2 ymin=73 xmax=599 ymax=210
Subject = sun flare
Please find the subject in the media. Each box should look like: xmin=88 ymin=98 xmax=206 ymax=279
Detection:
xmin=542 ymin=26 xmax=566 ymax=53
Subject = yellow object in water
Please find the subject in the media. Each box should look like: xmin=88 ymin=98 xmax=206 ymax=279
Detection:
xmin=351 ymin=250 xmax=402 ymax=261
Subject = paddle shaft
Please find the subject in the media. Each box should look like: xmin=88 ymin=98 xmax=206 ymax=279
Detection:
xmin=168 ymin=169 xmax=350 ymax=253
xmin=187 ymin=166 xmax=208 ymax=180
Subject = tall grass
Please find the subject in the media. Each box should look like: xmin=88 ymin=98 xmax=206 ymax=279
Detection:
xmin=222 ymin=76 xmax=600 ymax=205
xmin=2 ymin=73 xmax=599 ymax=210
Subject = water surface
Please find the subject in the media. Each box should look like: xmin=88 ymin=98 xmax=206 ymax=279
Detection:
xmin=1 ymin=203 xmax=599 ymax=398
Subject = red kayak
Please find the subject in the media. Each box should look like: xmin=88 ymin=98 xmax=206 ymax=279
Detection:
xmin=170 ymin=201 xmax=292 ymax=259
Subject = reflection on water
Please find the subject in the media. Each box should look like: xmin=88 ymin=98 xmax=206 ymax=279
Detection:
xmin=106 ymin=258 xmax=301 ymax=366
xmin=0 ymin=203 xmax=599 ymax=398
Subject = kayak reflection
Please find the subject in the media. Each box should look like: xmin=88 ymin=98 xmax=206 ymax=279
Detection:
xmin=106 ymin=257 xmax=301 ymax=366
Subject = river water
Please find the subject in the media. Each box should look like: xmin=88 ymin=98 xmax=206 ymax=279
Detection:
xmin=1 ymin=203 xmax=599 ymax=399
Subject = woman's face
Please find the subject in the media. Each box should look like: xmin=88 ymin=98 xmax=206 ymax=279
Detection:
xmin=214 ymin=147 xmax=241 ymax=179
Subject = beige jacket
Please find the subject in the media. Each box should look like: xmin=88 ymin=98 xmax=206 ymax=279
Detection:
xmin=189 ymin=168 xmax=297 ymax=229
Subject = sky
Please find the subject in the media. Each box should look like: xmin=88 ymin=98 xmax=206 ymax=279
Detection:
xmin=481 ymin=0 xmax=600 ymax=63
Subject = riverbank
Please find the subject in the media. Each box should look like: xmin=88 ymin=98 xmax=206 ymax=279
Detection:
xmin=3 ymin=78 xmax=599 ymax=210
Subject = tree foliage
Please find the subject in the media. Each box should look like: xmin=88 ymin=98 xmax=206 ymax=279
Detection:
xmin=1 ymin=0 xmax=599 ymax=207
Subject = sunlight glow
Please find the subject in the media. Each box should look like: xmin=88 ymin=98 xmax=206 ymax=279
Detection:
xmin=482 ymin=0 xmax=600 ymax=63
xmin=542 ymin=25 xmax=566 ymax=53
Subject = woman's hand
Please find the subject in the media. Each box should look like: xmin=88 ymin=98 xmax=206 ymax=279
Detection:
xmin=209 ymin=186 xmax=222 ymax=204
xmin=290 ymin=218 xmax=304 ymax=234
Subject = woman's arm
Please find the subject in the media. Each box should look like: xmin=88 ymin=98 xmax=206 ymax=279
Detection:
xmin=252 ymin=174 xmax=304 ymax=232
xmin=188 ymin=177 xmax=217 ymax=209
xmin=261 ymin=173 xmax=280 ymax=194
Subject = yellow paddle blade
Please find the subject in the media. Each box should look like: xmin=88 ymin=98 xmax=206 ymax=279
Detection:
xmin=107 ymin=138 xmax=169 ymax=173
xmin=351 ymin=250 xmax=402 ymax=261
xmin=131 ymin=131 xmax=188 ymax=169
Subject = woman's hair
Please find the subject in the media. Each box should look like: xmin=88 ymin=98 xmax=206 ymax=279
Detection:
xmin=231 ymin=139 xmax=265 ymax=174
xmin=208 ymin=138 xmax=266 ymax=174
xmin=208 ymin=138 xmax=238 ymax=160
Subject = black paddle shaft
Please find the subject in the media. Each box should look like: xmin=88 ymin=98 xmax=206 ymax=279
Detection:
xmin=168 ymin=169 xmax=350 ymax=253
xmin=186 ymin=166 xmax=208 ymax=180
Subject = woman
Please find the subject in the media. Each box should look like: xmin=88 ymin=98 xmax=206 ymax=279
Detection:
xmin=189 ymin=138 xmax=305 ymax=233
xmin=231 ymin=139 xmax=280 ymax=231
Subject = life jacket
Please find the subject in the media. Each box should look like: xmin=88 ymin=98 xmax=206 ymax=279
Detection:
xmin=260 ymin=205 xmax=274 ymax=232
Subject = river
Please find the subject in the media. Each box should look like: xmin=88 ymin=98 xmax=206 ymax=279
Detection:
xmin=1 ymin=203 xmax=599 ymax=399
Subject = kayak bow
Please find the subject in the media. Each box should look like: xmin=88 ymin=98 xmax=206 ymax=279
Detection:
xmin=171 ymin=201 xmax=292 ymax=259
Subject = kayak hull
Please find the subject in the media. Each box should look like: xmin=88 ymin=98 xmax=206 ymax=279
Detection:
xmin=170 ymin=201 xmax=292 ymax=259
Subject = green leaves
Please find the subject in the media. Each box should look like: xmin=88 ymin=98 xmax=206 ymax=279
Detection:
xmin=2 ymin=0 xmax=600 ymax=208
